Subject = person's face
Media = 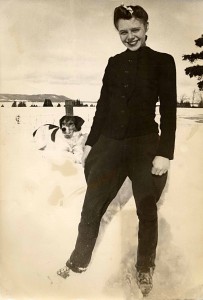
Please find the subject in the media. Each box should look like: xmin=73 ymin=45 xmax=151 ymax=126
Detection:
xmin=117 ymin=17 xmax=148 ymax=51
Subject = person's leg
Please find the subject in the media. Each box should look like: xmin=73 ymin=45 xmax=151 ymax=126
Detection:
xmin=127 ymin=134 xmax=167 ymax=295
xmin=65 ymin=136 xmax=127 ymax=273
xmin=128 ymin=133 xmax=167 ymax=271
xmin=134 ymin=171 xmax=167 ymax=271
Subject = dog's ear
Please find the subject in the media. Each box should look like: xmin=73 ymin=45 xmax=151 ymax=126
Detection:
xmin=73 ymin=116 xmax=85 ymax=131
xmin=59 ymin=116 xmax=66 ymax=128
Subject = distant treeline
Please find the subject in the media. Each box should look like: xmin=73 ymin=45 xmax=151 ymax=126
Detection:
xmin=177 ymin=100 xmax=203 ymax=108
xmin=2 ymin=98 xmax=203 ymax=108
xmin=7 ymin=99 xmax=96 ymax=108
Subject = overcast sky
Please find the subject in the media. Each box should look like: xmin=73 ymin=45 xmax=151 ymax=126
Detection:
xmin=0 ymin=0 xmax=202 ymax=101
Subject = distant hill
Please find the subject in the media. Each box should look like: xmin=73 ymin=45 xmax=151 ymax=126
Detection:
xmin=0 ymin=94 xmax=75 ymax=102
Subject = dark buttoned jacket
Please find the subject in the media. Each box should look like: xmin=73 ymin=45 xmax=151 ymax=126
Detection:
xmin=86 ymin=46 xmax=177 ymax=160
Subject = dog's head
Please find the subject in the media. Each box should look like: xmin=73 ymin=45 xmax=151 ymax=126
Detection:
xmin=59 ymin=116 xmax=85 ymax=138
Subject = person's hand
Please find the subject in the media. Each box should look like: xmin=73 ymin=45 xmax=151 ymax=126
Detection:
xmin=151 ymin=156 xmax=170 ymax=176
xmin=81 ymin=145 xmax=92 ymax=168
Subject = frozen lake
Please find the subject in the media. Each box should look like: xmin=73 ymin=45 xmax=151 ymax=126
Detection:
xmin=0 ymin=107 xmax=203 ymax=299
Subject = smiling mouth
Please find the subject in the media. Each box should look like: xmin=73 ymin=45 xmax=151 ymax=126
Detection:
xmin=127 ymin=40 xmax=139 ymax=46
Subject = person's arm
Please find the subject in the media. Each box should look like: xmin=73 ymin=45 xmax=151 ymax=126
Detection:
xmin=152 ymin=54 xmax=177 ymax=176
xmin=85 ymin=58 xmax=112 ymax=147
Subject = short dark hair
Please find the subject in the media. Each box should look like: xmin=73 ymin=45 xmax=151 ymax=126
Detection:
xmin=114 ymin=5 xmax=148 ymax=29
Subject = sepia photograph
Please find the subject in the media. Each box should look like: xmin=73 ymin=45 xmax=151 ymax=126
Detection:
xmin=0 ymin=0 xmax=203 ymax=299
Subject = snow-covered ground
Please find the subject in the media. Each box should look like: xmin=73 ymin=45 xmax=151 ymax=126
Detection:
xmin=0 ymin=107 xmax=203 ymax=300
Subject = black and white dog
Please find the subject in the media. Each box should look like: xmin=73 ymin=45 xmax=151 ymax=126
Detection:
xmin=33 ymin=114 xmax=133 ymax=224
xmin=33 ymin=114 xmax=133 ymax=217
xmin=33 ymin=115 xmax=87 ymax=164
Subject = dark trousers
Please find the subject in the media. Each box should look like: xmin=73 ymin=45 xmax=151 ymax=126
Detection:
xmin=67 ymin=133 xmax=167 ymax=272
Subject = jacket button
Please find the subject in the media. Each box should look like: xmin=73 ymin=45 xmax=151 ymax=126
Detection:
xmin=128 ymin=59 xmax=133 ymax=63
xmin=121 ymin=95 xmax=125 ymax=99
xmin=124 ymin=84 xmax=129 ymax=88
xmin=124 ymin=70 xmax=129 ymax=73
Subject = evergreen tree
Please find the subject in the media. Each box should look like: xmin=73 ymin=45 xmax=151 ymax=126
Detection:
xmin=183 ymin=35 xmax=203 ymax=91
xmin=18 ymin=101 xmax=26 ymax=107
xmin=12 ymin=100 xmax=17 ymax=107
xmin=43 ymin=99 xmax=53 ymax=107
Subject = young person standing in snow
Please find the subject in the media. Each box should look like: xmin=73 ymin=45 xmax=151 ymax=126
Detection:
xmin=57 ymin=4 xmax=177 ymax=297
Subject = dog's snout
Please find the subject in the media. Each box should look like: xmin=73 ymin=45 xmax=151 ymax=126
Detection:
xmin=62 ymin=127 xmax=66 ymax=132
